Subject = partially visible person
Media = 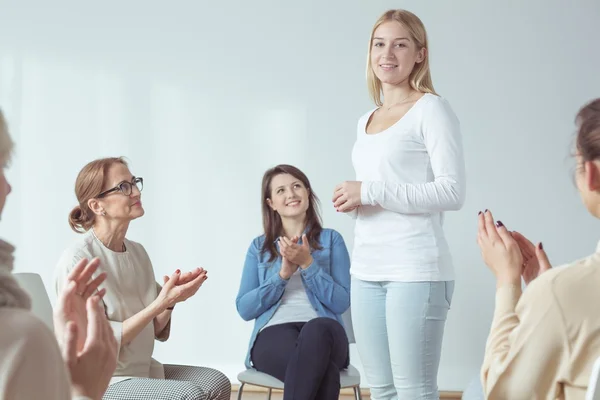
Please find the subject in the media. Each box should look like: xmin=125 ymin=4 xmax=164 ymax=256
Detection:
xmin=237 ymin=164 xmax=351 ymax=400
xmin=0 ymin=108 xmax=117 ymax=400
xmin=333 ymin=9 xmax=465 ymax=400
xmin=476 ymin=98 xmax=600 ymax=399
xmin=55 ymin=156 xmax=231 ymax=400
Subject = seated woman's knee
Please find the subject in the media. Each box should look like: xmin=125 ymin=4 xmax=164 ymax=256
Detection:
xmin=170 ymin=382 xmax=206 ymax=400
xmin=302 ymin=317 xmax=342 ymax=338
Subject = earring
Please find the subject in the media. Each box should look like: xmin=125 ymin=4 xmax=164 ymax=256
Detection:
xmin=101 ymin=211 xmax=106 ymax=216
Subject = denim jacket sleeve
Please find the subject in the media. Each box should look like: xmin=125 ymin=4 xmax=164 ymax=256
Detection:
xmin=300 ymin=231 xmax=351 ymax=314
xmin=236 ymin=238 xmax=288 ymax=321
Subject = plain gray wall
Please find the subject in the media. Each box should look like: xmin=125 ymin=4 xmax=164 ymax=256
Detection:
xmin=1 ymin=0 xmax=599 ymax=391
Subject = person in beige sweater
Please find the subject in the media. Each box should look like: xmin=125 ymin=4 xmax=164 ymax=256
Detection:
xmin=476 ymin=97 xmax=600 ymax=399
xmin=0 ymin=108 xmax=117 ymax=400
xmin=55 ymin=156 xmax=231 ymax=400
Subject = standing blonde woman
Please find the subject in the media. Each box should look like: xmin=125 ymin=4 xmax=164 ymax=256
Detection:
xmin=0 ymin=109 xmax=117 ymax=400
xmin=333 ymin=9 xmax=466 ymax=400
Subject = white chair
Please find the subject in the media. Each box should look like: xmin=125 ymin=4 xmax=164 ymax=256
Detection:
xmin=587 ymin=356 xmax=600 ymax=400
xmin=13 ymin=272 xmax=54 ymax=332
xmin=236 ymin=308 xmax=362 ymax=400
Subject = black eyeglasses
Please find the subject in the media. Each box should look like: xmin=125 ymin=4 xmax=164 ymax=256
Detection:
xmin=97 ymin=177 xmax=144 ymax=198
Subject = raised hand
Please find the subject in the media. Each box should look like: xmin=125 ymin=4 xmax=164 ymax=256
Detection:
xmin=476 ymin=210 xmax=523 ymax=286
xmin=279 ymin=234 xmax=313 ymax=269
xmin=163 ymin=267 xmax=205 ymax=287
xmin=332 ymin=181 xmax=362 ymax=212
xmin=511 ymin=231 xmax=552 ymax=285
xmin=63 ymin=293 xmax=118 ymax=400
xmin=278 ymin=236 xmax=299 ymax=280
xmin=54 ymin=257 xmax=107 ymax=353
xmin=157 ymin=268 xmax=207 ymax=310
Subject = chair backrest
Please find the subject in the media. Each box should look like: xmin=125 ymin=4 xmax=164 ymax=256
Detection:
xmin=341 ymin=307 xmax=355 ymax=344
xmin=13 ymin=272 xmax=54 ymax=332
xmin=587 ymin=356 xmax=600 ymax=400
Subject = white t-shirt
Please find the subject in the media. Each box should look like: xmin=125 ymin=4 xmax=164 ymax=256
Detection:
xmin=350 ymin=93 xmax=466 ymax=282
xmin=54 ymin=229 xmax=170 ymax=386
xmin=262 ymin=268 xmax=318 ymax=330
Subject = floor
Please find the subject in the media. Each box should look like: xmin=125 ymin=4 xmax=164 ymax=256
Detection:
xmin=231 ymin=392 xmax=362 ymax=400
xmin=231 ymin=387 xmax=462 ymax=400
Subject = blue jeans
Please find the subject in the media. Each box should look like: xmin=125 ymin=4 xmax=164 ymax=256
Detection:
xmin=351 ymin=278 xmax=455 ymax=400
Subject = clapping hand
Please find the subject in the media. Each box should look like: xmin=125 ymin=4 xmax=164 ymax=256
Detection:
xmin=511 ymin=231 xmax=552 ymax=285
xmin=54 ymin=257 xmax=107 ymax=353
xmin=163 ymin=267 xmax=206 ymax=287
xmin=158 ymin=268 xmax=207 ymax=310
xmin=54 ymin=257 xmax=118 ymax=400
xmin=476 ymin=210 xmax=523 ymax=286
xmin=62 ymin=294 xmax=118 ymax=400
xmin=278 ymin=236 xmax=299 ymax=280
xmin=279 ymin=234 xmax=313 ymax=269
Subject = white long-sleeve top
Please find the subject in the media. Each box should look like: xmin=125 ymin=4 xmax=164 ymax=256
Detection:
xmin=350 ymin=93 xmax=466 ymax=282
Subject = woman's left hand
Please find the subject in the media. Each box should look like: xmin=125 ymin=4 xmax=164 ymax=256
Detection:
xmin=163 ymin=267 xmax=206 ymax=286
xmin=333 ymin=181 xmax=362 ymax=212
xmin=54 ymin=257 xmax=108 ymax=354
xmin=476 ymin=210 xmax=523 ymax=286
xmin=279 ymin=234 xmax=313 ymax=268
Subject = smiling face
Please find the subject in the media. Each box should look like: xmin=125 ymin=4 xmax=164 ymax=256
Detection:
xmin=370 ymin=20 xmax=425 ymax=87
xmin=266 ymin=173 xmax=310 ymax=220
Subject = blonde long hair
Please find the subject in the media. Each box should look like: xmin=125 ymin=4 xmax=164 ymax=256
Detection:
xmin=366 ymin=9 xmax=437 ymax=106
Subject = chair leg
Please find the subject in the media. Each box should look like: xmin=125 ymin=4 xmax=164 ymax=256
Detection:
xmin=266 ymin=388 xmax=272 ymax=400
xmin=237 ymin=382 xmax=245 ymax=400
xmin=354 ymin=386 xmax=363 ymax=400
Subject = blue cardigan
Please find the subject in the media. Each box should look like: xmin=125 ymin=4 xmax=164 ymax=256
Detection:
xmin=235 ymin=228 xmax=351 ymax=368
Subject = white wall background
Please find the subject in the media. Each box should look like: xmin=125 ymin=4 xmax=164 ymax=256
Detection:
xmin=1 ymin=0 xmax=599 ymax=391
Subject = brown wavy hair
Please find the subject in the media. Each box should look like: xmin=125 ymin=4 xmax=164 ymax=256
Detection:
xmin=68 ymin=157 xmax=128 ymax=233
xmin=261 ymin=164 xmax=323 ymax=262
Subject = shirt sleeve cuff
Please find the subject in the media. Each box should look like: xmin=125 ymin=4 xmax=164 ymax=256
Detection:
xmin=494 ymin=284 xmax=522 ymax=316
xmin=269 ymin=270 xmax=289 ymax=286
xmin=360 ymin=181 xmax=374 ymax=205
xmin=300 ymin=261 xmax=319 ymax=279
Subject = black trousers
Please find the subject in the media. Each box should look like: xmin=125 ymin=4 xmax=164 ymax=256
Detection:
xmin=251 ymin=317 xmax=350 ymax=400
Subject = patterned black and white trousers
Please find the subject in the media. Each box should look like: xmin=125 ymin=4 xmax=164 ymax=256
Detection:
xmin=102 ymin=364 xmax=231 ymax=400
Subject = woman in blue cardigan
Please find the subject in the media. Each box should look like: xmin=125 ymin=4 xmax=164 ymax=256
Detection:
xmin=236 ymin=164 xmax=351 ymax=400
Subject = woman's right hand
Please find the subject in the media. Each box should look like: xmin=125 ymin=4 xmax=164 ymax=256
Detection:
xmin=157 ymin=269 xmax=207 ymax=310
xmin=278 ymin=236 xmax=299 ymax=280
xmin=280 ymin=256 xmax=298 ymax=280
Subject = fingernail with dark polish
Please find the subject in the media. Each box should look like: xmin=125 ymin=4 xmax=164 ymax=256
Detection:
xmin=485 ymin=209 xmax=488 ymax=213
xmin=539 ymin=242 xmax=543 ymax=249
xmin=496 ymin=220 xmax=504 ymax=227
xmin=478 ymin=211 xmax=482 ymax=215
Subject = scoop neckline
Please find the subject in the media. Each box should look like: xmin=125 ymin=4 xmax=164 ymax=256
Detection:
xmin=363 ymin=93 xmax=432 ymax=136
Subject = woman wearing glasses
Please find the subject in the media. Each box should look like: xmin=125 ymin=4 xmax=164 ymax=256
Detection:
xmin=54 ymin=157 xmax=231 ymax=400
